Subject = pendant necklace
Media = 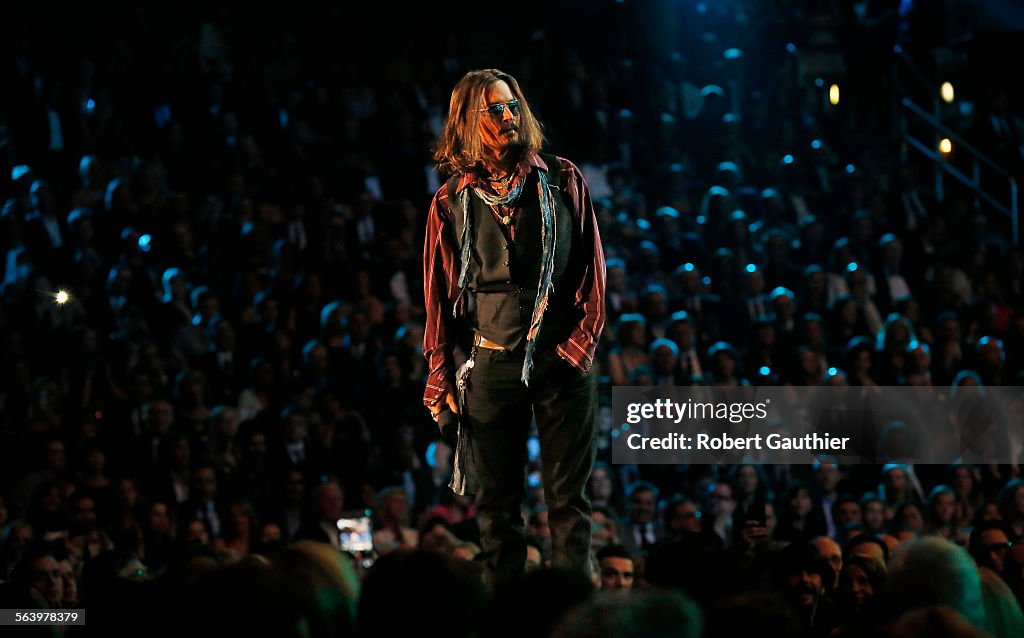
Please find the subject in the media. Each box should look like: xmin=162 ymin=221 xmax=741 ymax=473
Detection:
xmin=489 ymin=170 xmax=516 ymax=225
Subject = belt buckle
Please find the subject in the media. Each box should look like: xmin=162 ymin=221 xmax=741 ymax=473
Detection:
xmin=474 ymin=333 xmax=504 ymax=350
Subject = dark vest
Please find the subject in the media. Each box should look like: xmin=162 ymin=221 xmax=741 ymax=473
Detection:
xmin=453 ymin=161 xmax=579 ymax=351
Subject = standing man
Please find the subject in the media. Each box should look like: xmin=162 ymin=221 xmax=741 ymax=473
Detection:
xmin=423 ymin=69 xmax=606 ymax=582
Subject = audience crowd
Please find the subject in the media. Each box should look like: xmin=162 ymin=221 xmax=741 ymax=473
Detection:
xmin=1 ymin=2 xmax=1023 ymax=637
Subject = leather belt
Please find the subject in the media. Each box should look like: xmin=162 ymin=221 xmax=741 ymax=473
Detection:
xmin=473 ymin=333 xmax=506 ymax=350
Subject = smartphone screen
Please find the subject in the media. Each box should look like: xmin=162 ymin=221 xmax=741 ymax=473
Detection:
xmin=336 ymin=515 xmax=373 ymax=553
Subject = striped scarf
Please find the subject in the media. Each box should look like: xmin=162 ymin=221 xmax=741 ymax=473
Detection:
xmin=454 ymin=164 xmax=558 ymax=386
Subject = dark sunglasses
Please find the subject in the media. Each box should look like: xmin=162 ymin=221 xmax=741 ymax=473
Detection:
xmin=984 ymin=541 xmax=1012 ymax=552
xmin=479 ymin=99 xmax=520 ymax=117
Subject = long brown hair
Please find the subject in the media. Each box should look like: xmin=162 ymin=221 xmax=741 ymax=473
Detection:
xmin=433 ymin=69 xmax=546 ymax=176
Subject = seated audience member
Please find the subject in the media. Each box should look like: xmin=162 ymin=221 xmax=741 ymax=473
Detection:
xmin=621 ymin=481 xmax=662 ymax=557
xmin=358 ymin=550 xmax=487 ymax=638
xmin=769 ymin=541 xmax=837 ymax=637
xmin=662 ymin=495 xmax=703 ymax=540
xmin=978 ymin=566 xmax=1024 ymax=638
xmin=371 ymin=486 xmax=418 ymax=556
xmin=884 ymin=606 xmax=991 ymax=638
xmin=834 ymin=554 xmax=886 ymax=628
xmin=295 ymin=482 xmax=345 ymax=549
xmin=810 ymin=536 xmax=843 ymax=590
xmin=886 ymin=537 xmax=985 ymax=628
xmin=273 ymin=540 xmax=361 ymax=638
xmin=171 ymin=558 xmax=311 ymax=638
xmin=553 ymin=588 xmax=703 ymax=638
xmin=482 ymin=568 xmax=595 ymax=638
xmin=596 ymin=544 xmax=635 ymax=593
xmin=703 ymin=591 xmax=801 ymax=638
xmin=10 ymin=543 xmax=63 ymax=609
xmin=844 ymin=533 xmax=890 ymax=567
xmin=592 ymin=504 xmax=625 ymax=550
xmin=968 ymin=520 xmax=1016 ymax=577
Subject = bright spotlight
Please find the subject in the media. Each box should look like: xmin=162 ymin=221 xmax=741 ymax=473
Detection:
xmin=941 ymin=82 xmax=954 ymax=103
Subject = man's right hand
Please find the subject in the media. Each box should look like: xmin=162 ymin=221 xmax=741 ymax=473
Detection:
xmin=429 ymin=391 xmax=460 ymax=446
xmin=428 ymin=391 xmax=459 ymax=419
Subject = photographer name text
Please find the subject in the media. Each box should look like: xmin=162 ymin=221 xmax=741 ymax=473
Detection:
xmin=625 ymin=432 xmax=851 ymax=451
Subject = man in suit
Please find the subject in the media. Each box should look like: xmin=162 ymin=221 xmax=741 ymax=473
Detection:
xmin=193 ymin=316 xmax=242 ymax=404
xmin=666 ymin=310 xmax=704 ymax=384
xmin=182 ymin=464 xmax=226 ymax=539
xmin=620 ymin=481 xmax=662 ymax=557
xmin=294 ymin=481 xmax=345 ymax=549
xmin=275 ymin=404 xmax=312 ymax=479
xmin=671 ymin=263 xmax=721 ymax=343
xmin=22 ymin=179 xmax=70 ymax=278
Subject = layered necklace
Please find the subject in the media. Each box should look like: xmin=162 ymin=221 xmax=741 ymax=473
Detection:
xmin=488 ymin=171 xmax=516 ymax=193
xmin=478 ymin=165 xmax=523 ymax=226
